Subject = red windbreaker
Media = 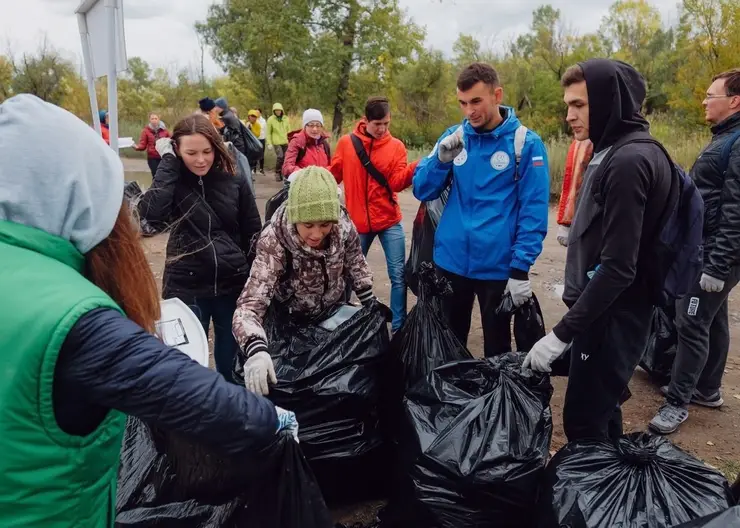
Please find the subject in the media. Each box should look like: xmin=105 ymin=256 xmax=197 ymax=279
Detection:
xmin=330 ymin=120 xmax=418 ymax=234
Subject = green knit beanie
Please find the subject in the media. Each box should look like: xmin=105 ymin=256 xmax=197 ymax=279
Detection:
xmin=286 ymin=166 xmax=340 ymax=224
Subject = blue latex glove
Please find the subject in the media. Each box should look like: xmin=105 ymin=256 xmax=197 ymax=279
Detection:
xmin=276 ymin=406 xmax=299 ymax=443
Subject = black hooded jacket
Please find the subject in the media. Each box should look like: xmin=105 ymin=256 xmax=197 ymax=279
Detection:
xmin=554 ymin=59 xmax=676 ymax=343
xmin=692 ymin=112 xmax=740 ymax=281
xmin=138 ymin=154 xmax=262 ymax=304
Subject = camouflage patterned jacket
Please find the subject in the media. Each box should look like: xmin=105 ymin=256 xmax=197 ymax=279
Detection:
xmin=232 ymin=202 xmax=374 ymax=356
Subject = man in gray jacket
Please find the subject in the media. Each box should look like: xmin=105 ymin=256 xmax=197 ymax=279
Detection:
xmin=650 ymin=68 xmax=740 ymax=434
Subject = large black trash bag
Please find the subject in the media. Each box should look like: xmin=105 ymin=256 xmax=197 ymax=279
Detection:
xmin=537 ymin=432 xmax=733 ymax=528
xmin=391 ymin=263 xmax=472 ymax=392
xmin=116 ymin=417 xmax=333 ymax=528
xmin=405 ymin=186 xmax=449 ymax=295
xmin=259 ymin=303 xmax=391 ymax=504
xmin=675 ymin=506 xmax=740 ymax=527
xmin=640 ymin=305 xmax=678 ymax=384
xmin=265 ymin=184 xmax=290 ymax=223
xmin=394 ymin=352 xmax=553 ymax=528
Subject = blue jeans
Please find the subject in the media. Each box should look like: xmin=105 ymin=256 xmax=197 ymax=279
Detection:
xmin=359 ymin=223 xmax=407 ymax=331
xmin=188 ymin=294 xmax=239 ymax=384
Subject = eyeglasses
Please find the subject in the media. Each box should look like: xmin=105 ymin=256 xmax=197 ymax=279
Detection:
xmin=705 ymin=94 xmax=733 ymax=100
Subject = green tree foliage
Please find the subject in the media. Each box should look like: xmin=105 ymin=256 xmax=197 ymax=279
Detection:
xmin=6 ymin=1 xmax=736 ymax=151
xmin=197 ymin=0 xmax=423 ymax=133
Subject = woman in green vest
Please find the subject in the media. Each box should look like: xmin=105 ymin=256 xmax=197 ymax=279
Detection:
xmin=0 ymin=94 xmax=297 ymax=527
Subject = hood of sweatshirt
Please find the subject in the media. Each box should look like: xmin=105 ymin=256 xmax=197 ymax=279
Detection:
xmin=580 ymin=59 xmax=649 ymax=152
xmin=0 ymin=94 xmax=124 ymax=254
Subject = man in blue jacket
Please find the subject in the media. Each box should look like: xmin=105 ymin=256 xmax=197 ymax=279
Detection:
xmin=413 ymin=62 xmax=550 ymax=357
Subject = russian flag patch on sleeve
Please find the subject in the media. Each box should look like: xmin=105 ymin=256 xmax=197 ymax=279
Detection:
xmin=532 ymin=156 xmax=544 ymax=167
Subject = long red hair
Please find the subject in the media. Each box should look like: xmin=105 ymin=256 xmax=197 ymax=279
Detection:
xmin=86 ymin=203 xmax=160 ymax=333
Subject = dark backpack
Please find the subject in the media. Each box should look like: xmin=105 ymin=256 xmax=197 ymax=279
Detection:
xmin=720 ymin=130 xmax=740 ymax=175
xmin=296 ymin=141 xmax=331 ymax=165
xmin=593 ymin=134 xmax=704 ymax=306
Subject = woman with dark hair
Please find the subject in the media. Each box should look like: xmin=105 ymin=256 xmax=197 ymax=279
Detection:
xmin=0 ymin=94 xmax=294 ymax=527
xmin=139 ymin=113 xmax=262 ymax=383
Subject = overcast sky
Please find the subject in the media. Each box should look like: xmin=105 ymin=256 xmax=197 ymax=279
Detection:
xmin=1 ymin=0 xmax=681 ymax=77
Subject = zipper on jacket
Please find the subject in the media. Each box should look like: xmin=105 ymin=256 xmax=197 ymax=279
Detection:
xmin=199 ymin=177 xmax=219 ymax=296
xmin=365 ymin=139 xmax=374 ymax=233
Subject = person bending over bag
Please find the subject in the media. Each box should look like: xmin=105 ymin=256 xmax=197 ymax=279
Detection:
xmin=233 ymin=166 xmax=380 ymax=395
xmin=0 ymin=94 xmax=296 ymax=528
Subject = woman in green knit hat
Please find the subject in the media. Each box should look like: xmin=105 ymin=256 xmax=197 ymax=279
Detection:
xmin=233 ymin=166 xmax=378 ymax=395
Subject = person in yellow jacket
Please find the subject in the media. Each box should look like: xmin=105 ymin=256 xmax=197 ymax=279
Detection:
xmin=266 ymin=102 xmax=291 ymax=181
xmin=246 ymin=109 xmax=263 ymax=173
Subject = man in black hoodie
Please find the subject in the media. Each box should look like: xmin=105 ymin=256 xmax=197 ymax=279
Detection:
xmin=650 ymin=69 xmax=740 ymax=434
xmin=523 ymin=59 xmax=676 ymax=441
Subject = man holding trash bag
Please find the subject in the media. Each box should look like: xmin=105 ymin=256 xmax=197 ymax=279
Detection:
xmin=232 ymin=166 xmax=384 ymax=395
xmin=413 ymin=62 xmax=550 ymax=357
xmin=523 ymin=60 xmax=677 ymax=441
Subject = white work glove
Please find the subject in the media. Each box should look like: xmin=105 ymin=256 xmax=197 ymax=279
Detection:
xmin=155 ymin=137 xmax=175 ymax=158
xmin=507 ymin=278 xmax=533 ymax=307
xmin=275 ymin=406 xmax=299 ymax=443
xmin=244 ymin=351 xmax=277 ymax=396
xmin=556 ymin=225 xmax=570 ymax=247
xmin=267 ymin=144 xmax=274 ymax=151
xmin=437 ymin=127 xmax=464 ymax=163
xmin=523 ymin=332 xmax=570 ymax=373
xmin=700 ymin=273 xmax=725 ymax=293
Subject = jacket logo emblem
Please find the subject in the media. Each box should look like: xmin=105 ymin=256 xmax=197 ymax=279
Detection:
xmin=581 ymin=353 xmax=590 ymax=361
xmin=453 ymin=149 xmax=468 ymax=166
xmin=491 ymin=151 xmax=510 ymax=170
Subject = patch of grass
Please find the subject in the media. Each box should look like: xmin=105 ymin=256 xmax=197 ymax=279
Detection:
xmin=715 ymin=458 xmax=740 ymax=484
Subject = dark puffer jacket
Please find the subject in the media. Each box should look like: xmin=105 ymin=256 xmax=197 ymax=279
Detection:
xmin=690 ymin=112 xmax=740 ymax=280
xmin=138 ymin=154 xmax=262 ymax=303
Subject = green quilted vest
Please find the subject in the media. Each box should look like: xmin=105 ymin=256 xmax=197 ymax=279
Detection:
xmin=0 ymin=220 xmax=126 ymax=527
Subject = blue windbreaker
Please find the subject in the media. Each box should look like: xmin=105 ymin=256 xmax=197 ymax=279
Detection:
xmin=413 ymin=108 xmax=550 ymax=280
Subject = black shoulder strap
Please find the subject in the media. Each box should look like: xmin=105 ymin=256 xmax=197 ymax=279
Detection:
xmin=350 ymin=133 xmax=397 ymax=205
xmin=591 ymin=132 xmax=666 ymax=204
xmin=296 ymin=146 xmax=307 ymax=165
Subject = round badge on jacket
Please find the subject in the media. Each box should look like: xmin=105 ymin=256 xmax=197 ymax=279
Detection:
xmin=453 ymin=149 xmax=468 ymax=166
xmin=490 ymin=151 xmax=510 ymax=170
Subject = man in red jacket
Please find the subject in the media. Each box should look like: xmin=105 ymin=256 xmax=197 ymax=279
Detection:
xmin=330 ymin=96 xmax=418 ymax=332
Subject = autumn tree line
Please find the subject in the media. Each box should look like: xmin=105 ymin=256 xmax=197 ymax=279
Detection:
xmin=2 ymin=0 xmax=738 ymax=148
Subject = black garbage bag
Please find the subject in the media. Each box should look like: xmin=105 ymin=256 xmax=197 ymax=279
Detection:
xmin=116 ymin=417 xmax=333 ymax=528
xmin=495 ymin=292 xmax=547 ymax=352
xmin=265 ymin=184 xmax=290 ymax=223
xmin=391 ymin=263 xmax=472 ymax=392
xmin=259 ymin=303 xmax=391 ymax=504
xmin=405 ymin=186 xmax=449 ymax=295
xmin=640 ymin=305 xmax=677 ymax=384
xmin=393 ymin=352 xmax=553 ymax=527
xmin=537 ymin=432 xmax=733 ymax=528
xmin=674 ymin=506 xmax=740 ymax=527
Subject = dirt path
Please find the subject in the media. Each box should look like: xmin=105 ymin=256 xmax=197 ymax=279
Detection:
xmin=127 ymin=159 xmax=740 ymax=520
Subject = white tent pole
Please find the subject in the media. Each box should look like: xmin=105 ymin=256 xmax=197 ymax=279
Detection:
xmin=77 ymin=14 xmax=101 ymax=133
xmin=105 ymin=0 xmax=119 ymax=154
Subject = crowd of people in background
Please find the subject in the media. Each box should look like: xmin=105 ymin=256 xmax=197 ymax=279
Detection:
xmin=124 ymin=62 xmax=740 ymax=439
xmin=4 ymin=55 xmax=739 ymax=524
